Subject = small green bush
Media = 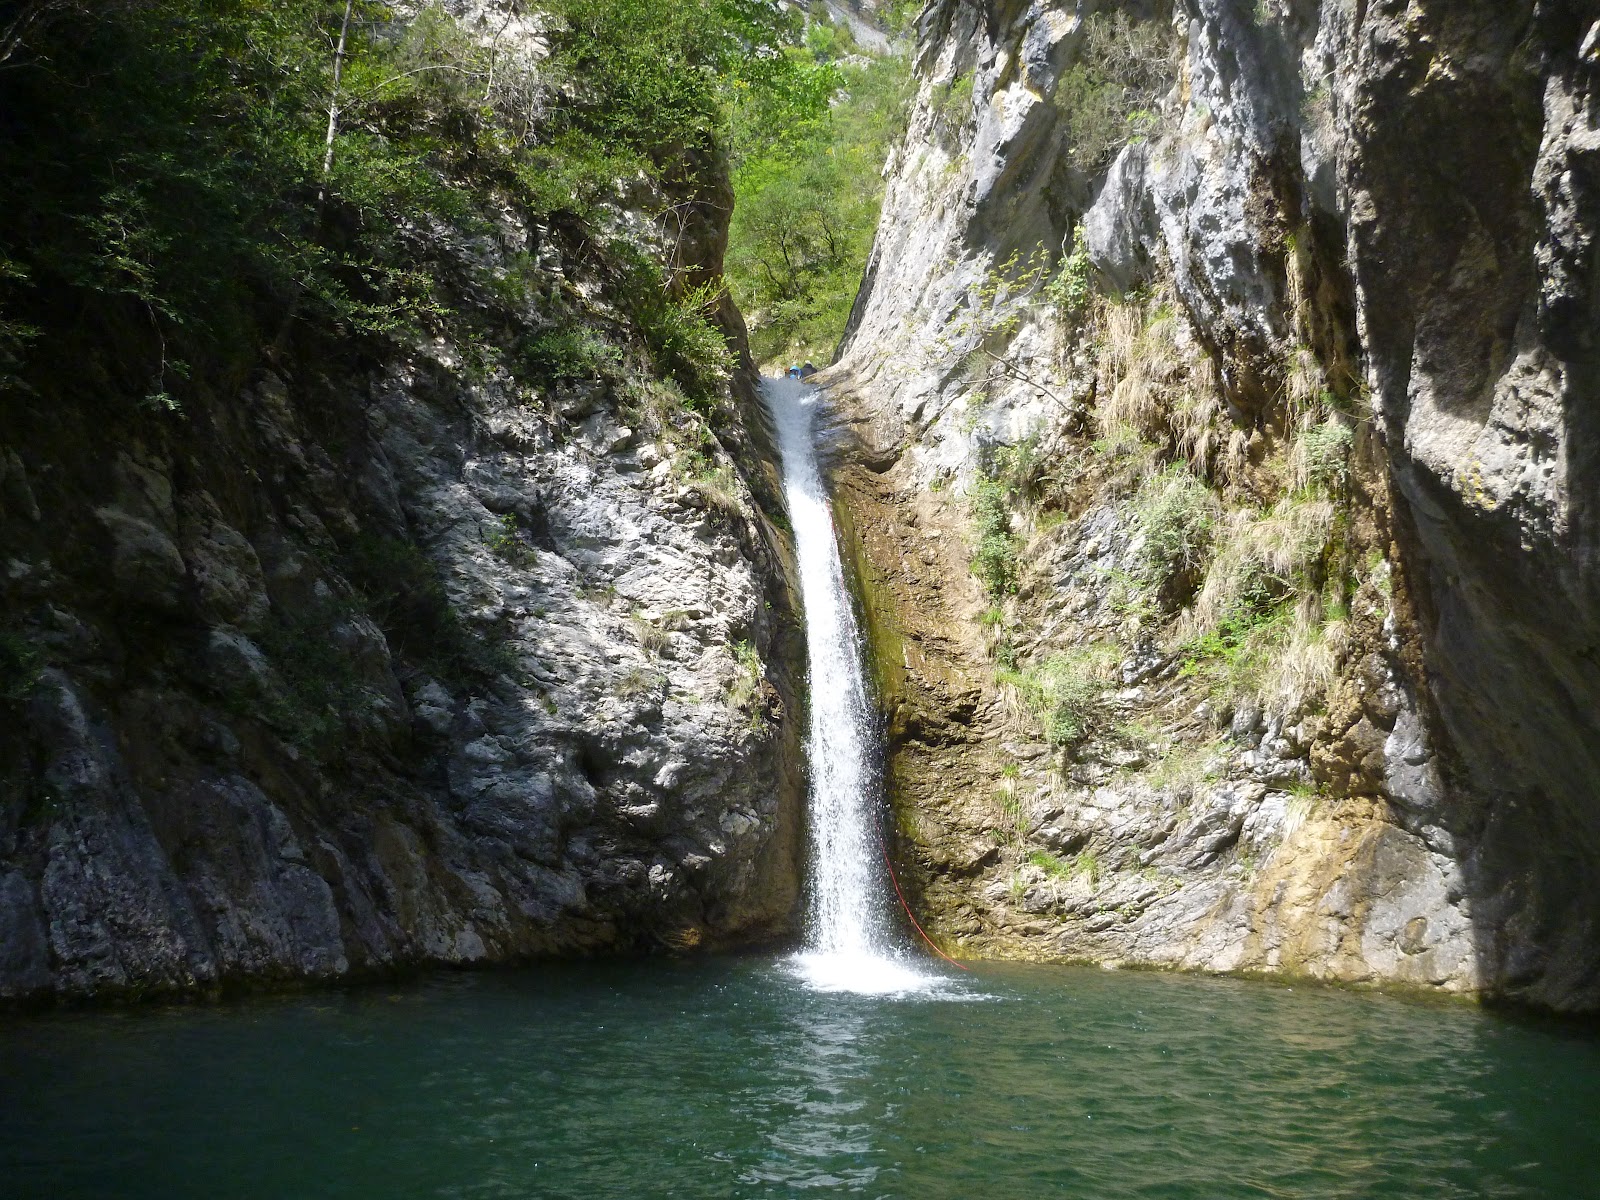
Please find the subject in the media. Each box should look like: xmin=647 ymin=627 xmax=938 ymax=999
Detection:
xmin=971 ymin=477 xmax=1018 ymax=598
xmin=484 ymin=514 xmax=538 ymax=568
xmin=932 ymin=71 xmax=975 ymax=131
xmin=1073 ymin=849 xmax=1101 ymax=884
xmin=1176 ymin=604 xmax=1293 ymax=709
xmin=343 ymin=537 xmax=454 ymax=652
xmin=518 ymin=327 xmax=622 ymax=383
xmin=1135 ymin=463 xmax=1220 ymax=604
xmin=727 ymin=639 xmax=764 ymax=709
xmin=0 ymin=629 xmax=43 ymax=702
xmin=1290 ymin=416 xmax=1355 ymax=496
xmin=253 ymin=599 xmax=376 ymax=752
xmin=618 ymin=257 xmax=733 ymax=408
xmin=990 ymin=438 xmax=1046 ymax=507
xmin=1044 ymin=226 xmax=1093 ymax=323
xmin=629 ymin=612 xmax=671 ymax=657
xmin=342 ymin=534 xmax=517 ymax=686
xmin=1002 ymin=646 xmax=1116 ymax=749
xmin=1028 ymin=850 xmax=1072 ymax=878
xmin=804 ymin=16 xmax=856 ymax=61
xmin=1043 ymin=666 xmax=1101 ymax=746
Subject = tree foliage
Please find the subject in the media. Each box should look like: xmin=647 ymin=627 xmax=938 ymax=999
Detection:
xmin=1054 ymin=10 xmax=1178 ymax=173
xmin=0 ymin=0 xmax=818 ymax=406
xmin=725 ymin=27 xmax=912 ymax=365
xmin=546 ymin=0 xmax=807 ymax=161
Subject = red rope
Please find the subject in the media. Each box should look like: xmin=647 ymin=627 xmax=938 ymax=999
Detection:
xmin=878 ymin=835 xmax=970 ymax=972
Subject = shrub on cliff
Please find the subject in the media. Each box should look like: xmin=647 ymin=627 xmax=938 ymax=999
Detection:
xmin=1134 ymin=464 xmax=1221 ymax=609
xmin=0 ymin=629 xmax=42 ymax=704
xmin=1000 ymin=646 xmax=1118 ymax=750
xmin=1053 ymin=10 xmax=1178 ymax=174
xmin=971 ymin=477 xmax=1019 ymax=598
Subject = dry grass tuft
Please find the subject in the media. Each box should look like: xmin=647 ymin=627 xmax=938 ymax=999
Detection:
xmin=1261 ymin=602 xmax=1344 ymax=713
xmin=1183 ymin=497 xmax=1335 ymax=634
xmin=1284 ymin=344 xmax=1326 ymax=423
xmin=1171 ymin=362 xmax=1223 ymax=474
xmin=1287 ymin=414 xmax=1354 ymax=496
xmin=1221 ymin=427 xmax=1252 ymax=484
xmin=1096 ymin=295 xmax=1233 ymax=478
xmin=629 ymin=612 xmax=671 ymax=657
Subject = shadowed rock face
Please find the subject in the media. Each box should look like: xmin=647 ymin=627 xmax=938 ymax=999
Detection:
xmin=823 ymin=0 xmax=1600 ymax=1008
xmin=1344 ymin=0 xmax=1600 ymax=1009
xmin=0 ymin=290 xmax=808 ymax=1003
xmin=0 ymin=75 xmax=806 ymax=1003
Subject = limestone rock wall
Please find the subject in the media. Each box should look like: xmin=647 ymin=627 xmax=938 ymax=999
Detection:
xmin=825 ymin=0 xmax=1600 ymax=1008
xmin=0 ymin=104 xmax=805 ymax=1004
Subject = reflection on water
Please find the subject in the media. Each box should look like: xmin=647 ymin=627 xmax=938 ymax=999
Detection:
xmin=2 ymin=959 xmax=1597 ymax=1200
xmin=745 ymin=990 xmax=878 ymax=1190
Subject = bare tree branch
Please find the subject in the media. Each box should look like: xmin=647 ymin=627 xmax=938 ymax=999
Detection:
xmin=0 ymin=0 xmax=93 ymax=70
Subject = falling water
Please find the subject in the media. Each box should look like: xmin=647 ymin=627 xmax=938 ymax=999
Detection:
xmin=762 ymin=375 xmax=933 ymax=995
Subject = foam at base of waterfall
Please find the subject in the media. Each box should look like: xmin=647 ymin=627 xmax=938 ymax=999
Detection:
xmin=786 ymin=949 xmax=942 ymax=997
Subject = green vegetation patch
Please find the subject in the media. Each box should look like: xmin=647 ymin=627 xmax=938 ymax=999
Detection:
xmin=1054 ymin=11 xmax=1178 ymax=174
xmin=0 ymin=0 xmax=811 ymax=408
xmin=0 ymin=628 xmax=44 ymax=703
xmin=1002 ymin=644 xmax=1118 ymax=749
xmin=726 ymin=25 xmax=913 ymax=365
xmin=971 ymin=476 xmax=1020 ymax=599
xmin=1133 ymin=463 xmax=1221 ymax=609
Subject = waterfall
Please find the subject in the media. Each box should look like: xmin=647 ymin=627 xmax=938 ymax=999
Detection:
xmin=762 ymin=375 xmax=933 ymax=995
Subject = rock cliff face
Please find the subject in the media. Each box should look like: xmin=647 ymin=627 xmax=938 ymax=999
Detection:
xmin=0 ymin=23 xmax=805 ymax=1001
xmin=825 ymin=0 xmax=1600 ymax=1009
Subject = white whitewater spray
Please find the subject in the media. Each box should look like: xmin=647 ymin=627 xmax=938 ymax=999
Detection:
xmin=763 ymin=375 xmax=932 ymax=994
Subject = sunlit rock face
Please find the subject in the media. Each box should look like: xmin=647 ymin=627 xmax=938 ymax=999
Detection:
xmin=825 ymin=0 xmax=1600 ymax=1009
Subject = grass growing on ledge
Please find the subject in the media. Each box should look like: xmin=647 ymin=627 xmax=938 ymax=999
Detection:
xmin=1026 ymin=848 xmax=1100 ymax=886
xmin=727 ymin=639 xmax=764 ymax=712
xmin=1028 ymin=850 xmax=1072 ymax=878
xmin=1001 ymin=644 xmax=1119 ymax=749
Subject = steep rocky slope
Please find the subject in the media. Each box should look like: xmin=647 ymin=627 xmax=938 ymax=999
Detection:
xmin=0 ymin=5 xmax=805 ymax=1002
xmin=824 ymin=0 xmax=1600 ymax=1009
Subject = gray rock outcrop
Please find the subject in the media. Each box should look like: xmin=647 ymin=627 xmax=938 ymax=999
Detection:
xmin=824 ymin=0 xmax=1600 ymax=1009
xmin=0 ymin=45 xmax=805 ymax=1002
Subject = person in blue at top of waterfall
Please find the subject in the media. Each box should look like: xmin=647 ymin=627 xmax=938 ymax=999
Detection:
xmin=787 ymin=364 xmax=803 ymax=379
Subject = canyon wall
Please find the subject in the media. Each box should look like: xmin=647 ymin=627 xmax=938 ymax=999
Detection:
xmin=825 ymin=0 xmax=1600 ymax=1009
xmin=0 ymin=6 xmax=806 ymax=1003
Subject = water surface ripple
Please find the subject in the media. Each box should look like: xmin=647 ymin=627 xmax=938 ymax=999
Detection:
xmin=3 ymin=960 xmax=1596 ymax=1199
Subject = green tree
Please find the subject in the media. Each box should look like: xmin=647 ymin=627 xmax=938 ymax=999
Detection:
xmin=726 ymin=40 xmax=912 ymax=364
xmin=0 ymin=0 xmax=809 ymax=404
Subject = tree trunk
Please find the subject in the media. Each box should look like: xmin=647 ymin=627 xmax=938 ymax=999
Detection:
xmin=315 ymin=0 xmax=356 ymax=212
